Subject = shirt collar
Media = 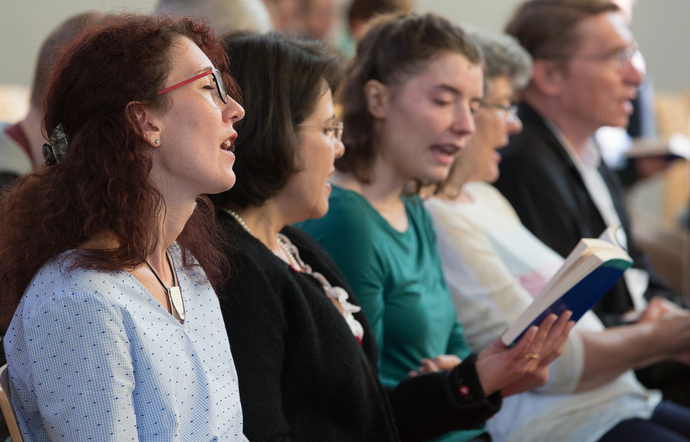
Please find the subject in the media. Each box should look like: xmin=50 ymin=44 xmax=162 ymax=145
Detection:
xmin=543 ymin=119 xmax=601 ymax=171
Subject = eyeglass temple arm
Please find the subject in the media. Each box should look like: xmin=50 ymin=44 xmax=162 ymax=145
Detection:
xmin=158 ymin=70 xmax=213 ymax=96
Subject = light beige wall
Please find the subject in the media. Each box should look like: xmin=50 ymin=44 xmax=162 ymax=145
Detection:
xmin=417 ymin=0 xmax=523 ymax=31
xmin=1 ymin=0 xmax=689 ymax=92
xmin=626 ymin=0 xmax=690 ymax=93
xmin=415 ymin=0 xmax=690 ymax=93
xmin=0 ymin=0 xmax=158 ymax=87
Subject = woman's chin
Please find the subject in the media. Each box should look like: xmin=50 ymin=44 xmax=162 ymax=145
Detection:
xmin=309 ymin=197 xmax=331 ymax=220
xmin=211 ymin=174 xmax=237 ymax=195
xmin=486 ymin=168 xmax=500 ymax=184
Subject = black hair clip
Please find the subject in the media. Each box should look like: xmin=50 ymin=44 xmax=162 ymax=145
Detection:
xmin=42 ymin=123 xmax=69 ymax=166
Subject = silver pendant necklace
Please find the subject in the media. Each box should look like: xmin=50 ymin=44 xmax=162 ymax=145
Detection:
xmin=146 ymin=250 xmax=185 ymax=321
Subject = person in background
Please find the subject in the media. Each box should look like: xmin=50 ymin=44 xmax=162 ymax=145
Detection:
xmin=262 ymin=0 xmax=307 ymax=33
xmin=338 ymin=0 xmax=413 ymax=58
xmin=0 ymin=12 xmax=101 ymax=190
xmin=303 ymin=0 xmax=335 ymax=40
xmin=0 ymin=14 xmax=246 ymax=440
xmin=300 ymin=13 xmax=573 ymax=442
xmin=493 ymin=0 xmax=690 ymax=406
xmin=212 ymin=30 xmax=569 ymax=442
xmin=426 ymin=26 xmax=690 ymax=442
xmin=155 ymin=0 xmax=273 ymax=35
xmin=609 ymin=0 xmax=657 ymax=142
xmin=597 ymin=0 xmax=664 ymax=187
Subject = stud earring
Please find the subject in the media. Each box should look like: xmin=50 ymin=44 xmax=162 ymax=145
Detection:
xmin=155 ymin=139 xmax=160 ymax=145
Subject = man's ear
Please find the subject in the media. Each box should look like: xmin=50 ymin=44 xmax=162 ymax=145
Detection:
xmin=530 ymin=59 xmax=566 ymax=97
xmin=126 ymin=102 xmax=162 ymax=148
xmin=363 ymin=79 xmax=389 ymax=119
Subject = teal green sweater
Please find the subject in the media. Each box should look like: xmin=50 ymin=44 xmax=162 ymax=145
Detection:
xmin=299 ymin=186 xmax=484 ymax=442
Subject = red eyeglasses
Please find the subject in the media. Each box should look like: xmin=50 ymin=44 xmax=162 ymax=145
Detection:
xmin=157 ymin=68 xmax=228 ymax=104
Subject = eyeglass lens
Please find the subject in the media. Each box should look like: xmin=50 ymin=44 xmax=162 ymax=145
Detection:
xmin=211 ymin=68 xmax=228 ymax=104
xmin=480 ymin=101 xmax=518 ymax=123
xmin=332 ymin=123 xmax=344 ymax=141
xmin=614 ymin=45 xmax=637 ymax=69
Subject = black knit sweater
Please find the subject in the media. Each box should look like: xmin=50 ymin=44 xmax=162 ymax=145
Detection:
xmin=216 ymin=212 xmax=501 ymax=442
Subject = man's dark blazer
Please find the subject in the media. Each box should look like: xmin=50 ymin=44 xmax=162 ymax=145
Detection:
xmin=494 ymin=102 xmax=683 ymax=327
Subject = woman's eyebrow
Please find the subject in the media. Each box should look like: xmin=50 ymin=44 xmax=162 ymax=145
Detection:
xmin=432 ymin=84 xmax=460 ymax=95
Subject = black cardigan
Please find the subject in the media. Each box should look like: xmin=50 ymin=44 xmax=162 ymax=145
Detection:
xmin=216 ymin=212 xmax=501 ymax=442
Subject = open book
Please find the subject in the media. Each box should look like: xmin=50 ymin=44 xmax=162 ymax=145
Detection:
xmin=501 ymin=225 xmax=633 ymax=347
xmin=624 ymin=133 xmax=690 ymax=159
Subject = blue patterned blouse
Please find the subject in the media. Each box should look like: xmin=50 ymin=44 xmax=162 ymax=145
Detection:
xmin=4 ymin=245 xmax=245 ymax=441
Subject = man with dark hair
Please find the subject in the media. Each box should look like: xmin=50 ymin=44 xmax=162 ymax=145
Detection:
xmin=495 ymin=0 xmax=690 ymax=405
xmin=0 ymin=12 xmax=100 ymax=189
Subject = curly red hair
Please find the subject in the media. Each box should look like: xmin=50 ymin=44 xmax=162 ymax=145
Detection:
xmin=0 ymin=14 xmax=236 ymax=324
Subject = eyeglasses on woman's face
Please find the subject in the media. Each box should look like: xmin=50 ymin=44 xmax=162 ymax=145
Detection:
xmin=479 ymin=101 xmax=518 ymax=124
xmin=158 ymin=68 xmax=228 ymax=104
xmin=297 ymin=122 xmax=344 ymax=141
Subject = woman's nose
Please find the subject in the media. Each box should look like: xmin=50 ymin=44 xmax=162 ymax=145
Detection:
xmin=224 ymin=96 xmax=245 ymax=124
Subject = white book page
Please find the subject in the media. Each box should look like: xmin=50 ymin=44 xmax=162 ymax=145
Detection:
xmin=538 ymin=240 xmax=590 ymax=298
xmin=501 ymin=239 xmax=631 ymax=346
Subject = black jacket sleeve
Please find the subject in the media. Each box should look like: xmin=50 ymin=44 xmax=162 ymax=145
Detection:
xmin=388 ymin=354 xmax=501 ymax=442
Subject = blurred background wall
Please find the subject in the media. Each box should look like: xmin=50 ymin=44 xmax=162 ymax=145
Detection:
xmin=1 ymin=0 xmax=688 ymax=92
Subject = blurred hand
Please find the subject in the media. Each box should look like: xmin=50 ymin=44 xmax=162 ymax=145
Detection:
xmin=646 ymin=306 xmax=690 ymax=364
xmin=638 ymin=297 xmax=684 ymax=324
xmin=476 ymin=311 xmax=574 ymax=397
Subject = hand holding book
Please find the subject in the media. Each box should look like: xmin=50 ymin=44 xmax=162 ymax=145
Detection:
xmin=502 ymin=225 xmax=633 ymax=347
xmin=477 ymin=310 xmax=574 ymax=397
xmin=410 ymin=311 xmax=575 ymax=397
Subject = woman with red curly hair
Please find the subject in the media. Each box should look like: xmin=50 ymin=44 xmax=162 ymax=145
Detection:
xmin=0 ymin=14 xmax=246 ymax=440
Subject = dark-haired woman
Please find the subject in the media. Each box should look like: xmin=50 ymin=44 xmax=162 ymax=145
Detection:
xmin=298 ymin=12 xmax=573 ymax=442
xmin=0 ymin=15 xmax=247 ymax=440
xmin=213 ymin=30 xmax=569 ymax=442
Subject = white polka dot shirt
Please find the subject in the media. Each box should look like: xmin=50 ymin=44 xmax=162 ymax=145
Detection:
xmin=4 ymin=245 xmax=245 ymax=441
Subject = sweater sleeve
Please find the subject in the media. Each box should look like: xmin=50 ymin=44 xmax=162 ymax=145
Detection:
xmin=388 ymin=355 xmax=501 ymax=442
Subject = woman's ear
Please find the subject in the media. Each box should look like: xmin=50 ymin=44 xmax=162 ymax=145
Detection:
xmin=126 ymin=102 xmax=162 ymax=148
xmin=363 ymin=79 xmax=389 ymax=119
xmin=530 ymin=59 xmax=565 ymax=97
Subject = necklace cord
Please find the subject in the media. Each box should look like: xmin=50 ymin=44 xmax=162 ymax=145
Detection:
xmin=145 ymin=251 xmax=185 ymax=321
xmin=145 ymin=251 xmax=177 ymax=290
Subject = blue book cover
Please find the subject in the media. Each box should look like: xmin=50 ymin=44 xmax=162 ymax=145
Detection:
xmin=502 ymin=240 xmax=632 ymax=347
xmin=502 ymin=256 xmax=632 ymax=347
